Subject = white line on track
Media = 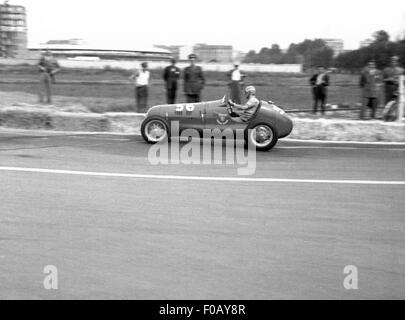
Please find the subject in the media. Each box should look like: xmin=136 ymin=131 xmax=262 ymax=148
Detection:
xmin=277 ymin=146 xmax=405 ymax=150
xmin=2 ymin=129 xmax=405 ymax=146
xmin=69 ymin=136 xmax=132 ymax=141
xmin=283 ymin=138 xmax=405 ymax=145
xmin=1 ymin=166 xmax=404 ymax=185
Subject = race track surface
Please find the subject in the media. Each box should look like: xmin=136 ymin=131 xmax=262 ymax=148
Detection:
xmin=0 ymin=129 xmax=404 ymax=299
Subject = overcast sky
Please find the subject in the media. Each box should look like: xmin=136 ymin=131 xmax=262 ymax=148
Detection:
xmin=14 ymin=0 xmax=405 ymax=51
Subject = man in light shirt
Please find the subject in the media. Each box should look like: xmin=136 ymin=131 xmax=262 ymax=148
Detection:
xmin=227 ymin=64 xmax=245 ymax=104
xmin=130 ymin=62 xmax=150 ymax=112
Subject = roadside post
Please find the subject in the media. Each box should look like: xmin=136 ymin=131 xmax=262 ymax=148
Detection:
xmin=398 ymin=75 xmax=404 ymax=121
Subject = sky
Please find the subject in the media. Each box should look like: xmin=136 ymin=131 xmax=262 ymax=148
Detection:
xmin=13 ymin=0 xmax=405 ymax=52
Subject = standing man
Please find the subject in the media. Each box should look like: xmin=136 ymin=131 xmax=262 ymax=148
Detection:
xmin=183 ymin=54 xmax=205 ymax=103
xmin=383 ymin=56 xmax=404 ymax=104
xmin=359 ymin=60 xmax=382 ymax=120
xmin=227 ymin=64 xmax=245 ymax=104
xmin=163 ymin=58 xmax=181 ymax=104
xmin=130 ymin=62 xmax=150 ymax=112
xmin=309 ymin=66 xmax=330 ymax=115
xmin=38 ymin=50 xmax=61 ymax=104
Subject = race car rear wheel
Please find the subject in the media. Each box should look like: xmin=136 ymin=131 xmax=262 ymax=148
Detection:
xmin=245 ymin=123 xmax=278 ymax=151
xmin=141 ymin=118 xmax=169 ymax=144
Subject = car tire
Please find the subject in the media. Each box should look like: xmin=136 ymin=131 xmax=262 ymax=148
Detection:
xmin=141 ymin=117 xmax=170 ymax=144
xmin=245 ymin=122 xmax=278 ymax=151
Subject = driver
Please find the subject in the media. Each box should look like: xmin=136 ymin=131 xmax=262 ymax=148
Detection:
xmin=228 ymin=86 xmax=260 ymax=122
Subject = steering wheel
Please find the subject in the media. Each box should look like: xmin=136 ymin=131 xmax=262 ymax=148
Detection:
xmin=226 ymin=99 xmax=234 ymax=113
xmin=227 ymin=100 xmax=241 ymax=118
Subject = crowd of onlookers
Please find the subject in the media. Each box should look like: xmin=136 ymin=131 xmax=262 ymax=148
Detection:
xmin=36 ymin=51 xmax=245 ymax=113
xmin=36 ymin=50 xmax=404 ymax=121
xmin=309 ymin=56 xmax=404 ymax=121
xmin=129 ymin=54 xmax=244 ymax=113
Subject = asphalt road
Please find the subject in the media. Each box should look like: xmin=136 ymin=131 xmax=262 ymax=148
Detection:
xmin=0 ymin=129 xmax=404 ymax=300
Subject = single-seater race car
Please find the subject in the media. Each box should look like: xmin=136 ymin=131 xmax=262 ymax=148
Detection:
xmin=141 ymin=96 xmax=293 ymax=151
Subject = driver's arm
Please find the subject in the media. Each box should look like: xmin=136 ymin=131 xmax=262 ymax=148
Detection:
xmin=229 ymin=99 xmax=256 ymax=110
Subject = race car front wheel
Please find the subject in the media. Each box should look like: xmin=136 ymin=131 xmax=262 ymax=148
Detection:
xmin=141 ymin=118 xmax=169 ymax=144
xmin=245 ymin=123 xmax=278 ymax=151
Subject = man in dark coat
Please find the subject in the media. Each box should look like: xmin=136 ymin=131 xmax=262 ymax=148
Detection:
xmin=359 ymin=60 xmax=382 ymax=120
xmin=309 ymin=66 xmax=330 ymax=114
xmin=183 ymin=54 xmax=205 ymax=103
xmin=383 ymin=56 xmax=404 ymax=104
xmin=163 ymin=58 xmax=181 ymax=104
xmin=38 ymin=50 xmax=61 ymax=104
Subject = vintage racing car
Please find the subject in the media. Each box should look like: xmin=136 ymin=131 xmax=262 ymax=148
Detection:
xmin=141 ymin=96 xmax=293 ymax=151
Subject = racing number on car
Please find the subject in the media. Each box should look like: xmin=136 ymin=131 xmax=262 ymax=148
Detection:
xmin=186 ymin=104 xmax=195 ymax=112
xmin=176 ymin=104 xmax=195 ymax=115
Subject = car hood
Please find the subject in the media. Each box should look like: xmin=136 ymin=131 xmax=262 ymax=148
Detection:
xmin=146 ymin=98 xmax=225 ymax=117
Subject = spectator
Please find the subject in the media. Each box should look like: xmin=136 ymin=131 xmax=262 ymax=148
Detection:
xmin=309 ymin=66 xmax=330 ymax=115
xmin=130 ymin=62 xmax=150 ymax=112
xmin=359 ymin=60 xmax=382 ymax=120
xmin=37 ymin=50 xmax=60 ymax=104
xmin=183 ymin=54 xmax=205 ymax=103
xmin=383 ymin=56 xmax=404 ymax=104
xmin=382 ymin=91 xmax=399 ymax=122
xmin=163 ymin=58 xmax=181 ymax=104
xmin=227 ymin=64 xmax=245 ymax=104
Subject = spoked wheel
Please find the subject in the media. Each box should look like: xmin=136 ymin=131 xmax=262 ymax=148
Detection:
xmin=141 ymin=118 xmax=169 ymax=144
xmin=245 ymin=123 xmax=278 ymax=151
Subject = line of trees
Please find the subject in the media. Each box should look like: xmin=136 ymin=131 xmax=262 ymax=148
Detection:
xmin=243 ymin=39 xmax=334 ymax=68
xmin=334 ymin=30 xmax=405 ymax=71
xmin=243 ymin=30 xmax=405 ymax=71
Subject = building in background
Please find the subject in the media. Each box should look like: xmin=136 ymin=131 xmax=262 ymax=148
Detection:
xmin=0 ymin=1 xmax=27 ymax=58
xmin=155 ymin=44 xmax=234 ymax=62
xmin=322 ymin=38 xmax=344 ymax=57
xmin=154 ymin=44 xmax=183 ymax=60
xmin=232 ymin=50 xmax=246 ymax=64
xmin=193 ymin=44 xmax=233 ymax=63
xmin=359 ymin=38 xmax=373 ymax=48
xmin=30 ymin=39 xmax=172 ymax=61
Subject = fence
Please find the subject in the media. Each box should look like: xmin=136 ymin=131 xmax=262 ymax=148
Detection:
xmin=55 ymin=59 xmax=303 ymax=73
xmin=0 ymin=57 xmax=302 ymax=73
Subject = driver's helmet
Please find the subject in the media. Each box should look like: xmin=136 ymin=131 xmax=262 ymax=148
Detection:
xmin=245 ymin=86 xmax=256 ymax=95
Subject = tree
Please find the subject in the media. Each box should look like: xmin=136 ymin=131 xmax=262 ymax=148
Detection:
xmin=373 ymin=30 xmax=390 ymax=44
xmin=268 ymin=44 xmax=283 ymax=64
xmin=243 ymin=44 xmax=284 ymax=64
xmin=243 ymin=50 xmax=257 ymax=63
xmin=282 ymin=39 xmax=333 ymax=67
